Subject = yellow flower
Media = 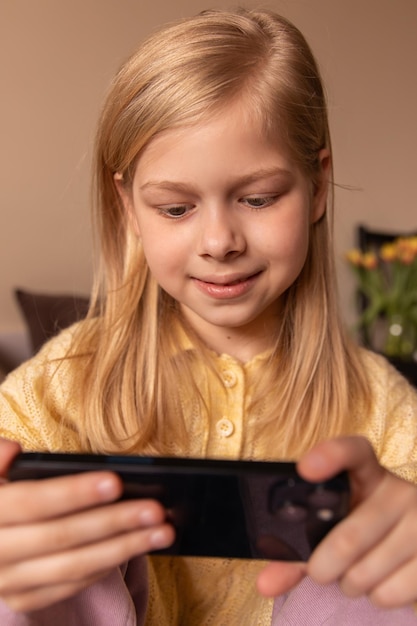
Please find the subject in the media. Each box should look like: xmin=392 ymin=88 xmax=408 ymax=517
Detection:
xmin=362 ymin=251 xmax=378 ymax=270
xmin=396 ymin=237 xmax=417 ymax=264
xmin=346 ymin=249 xmax=379 ymax=269
xmin=408 ymin=236 xmax=417 ymax=251
xmin=346 ymin=249 xmax=363 ymax=266
xmin=380 ymin=243 xmax=397 ymax=262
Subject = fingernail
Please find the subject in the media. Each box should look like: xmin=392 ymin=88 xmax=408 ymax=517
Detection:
xmin=150 ymin=528 xmax=172 ymax=550
xmin=138 ymin=507 xmax=159 ymax=526
xmin=97 ymin=477 xmax=120 ymax=500
xmin=304 ymin=450 xmax=327 ymax=470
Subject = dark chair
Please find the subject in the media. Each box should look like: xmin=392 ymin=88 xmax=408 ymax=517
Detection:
xmin=357 ymin=224 xmax=416 ymax=254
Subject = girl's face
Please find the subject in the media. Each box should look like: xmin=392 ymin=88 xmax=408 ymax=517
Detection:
xmin=117 ymin=102 xmax=329 ymax=361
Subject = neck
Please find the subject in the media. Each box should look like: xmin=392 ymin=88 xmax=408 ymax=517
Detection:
xmin=185 ymin=321 xmax=276 ymax=363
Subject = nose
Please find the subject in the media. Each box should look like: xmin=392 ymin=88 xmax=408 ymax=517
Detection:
xmin=197 ymin=205 xmax=246 ymax=260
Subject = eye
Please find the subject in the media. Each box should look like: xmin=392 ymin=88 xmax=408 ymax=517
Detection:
xmin=241 ymin=195 xmax=278 ymax=209
xmin=157 ymin=204 xmax=194 ymax=218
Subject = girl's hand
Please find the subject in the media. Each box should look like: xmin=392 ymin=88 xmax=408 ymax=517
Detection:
xmin=0 ymin=438 xmax=174 ymax=612
xmin=257 ymin=436 xmax=417 ymax=609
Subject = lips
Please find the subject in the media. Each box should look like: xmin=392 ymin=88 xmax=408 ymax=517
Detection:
xmin=197 ymin=271 xmax=261 ymax=286
xmin=192 ymin=271 xmax=262 ymax=299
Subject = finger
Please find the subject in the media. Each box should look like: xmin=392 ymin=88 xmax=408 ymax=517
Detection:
xmin=369 ymin=557 xmax=417 ymax=609
xmin=0 ymin=472 xmax=123 ymax=525
xmin=0 ymin=498 xmax=167 ymax=563
xmin=0 ymin=439 xmax=21 ymax=479
xmin=257 ymin=561 xmax=306 ymax=597
xmin=298 ymin=436 xmax=385 ymax=505
xmin=339 ymin=506 xmax=417 ymax=599
xmin=0 ymin=523 xmax=175 ymax=595
xmin=308 ymin=472 xmax=417 ymax=585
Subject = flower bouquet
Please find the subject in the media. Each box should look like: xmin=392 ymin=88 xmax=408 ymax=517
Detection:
xmin=346 ymin=236 xmax=417 ymax=360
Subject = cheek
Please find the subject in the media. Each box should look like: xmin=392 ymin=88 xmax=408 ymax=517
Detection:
xmin=140 ymin=232 xmax=184 ymax=283
xmin=261 ymin=210 xmax=311 ymax=264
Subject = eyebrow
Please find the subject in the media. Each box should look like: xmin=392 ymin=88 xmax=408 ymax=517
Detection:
xmin=139 ymin=167 xmax=293 ymax=193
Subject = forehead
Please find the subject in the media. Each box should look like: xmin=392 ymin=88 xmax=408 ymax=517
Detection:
xmin=133 ymin=100 xmax=294 ymax=181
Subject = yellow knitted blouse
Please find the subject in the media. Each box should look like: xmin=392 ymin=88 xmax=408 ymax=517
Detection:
xmin=1 ymin=325 xmax=417 ymax=625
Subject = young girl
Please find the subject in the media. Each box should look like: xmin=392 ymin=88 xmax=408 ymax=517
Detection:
xmin=1 ymin=8 xmax=417 ymax=625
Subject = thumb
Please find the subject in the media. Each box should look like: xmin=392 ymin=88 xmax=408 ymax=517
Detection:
xmin=297 ymin=436 xmax=385 ymax=507
xmin=0 ymin=437 xmax=22 ymax=481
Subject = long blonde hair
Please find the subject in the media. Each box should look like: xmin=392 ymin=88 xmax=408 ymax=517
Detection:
xmin=67 ymin=8 xmax=370 ymax=456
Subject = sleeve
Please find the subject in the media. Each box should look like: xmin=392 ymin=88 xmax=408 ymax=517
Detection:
xmin=271 ymin=577 xmax=417 ymax=625
xmin=359 ymin=350 xmax=417 ymax=483
xmin=0 ymin=326 xmax=84 ymax=452
xmin=0 ymin=325 xmax=151 ymax=624
xmin=271 ymin=353 xmax=417 ymax=625
xmin=0 ymin=564 xmax=148 ymax=626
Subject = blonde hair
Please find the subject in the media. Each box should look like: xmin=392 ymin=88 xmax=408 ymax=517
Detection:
xmin=67 ymin=8 xmax=370 ymax=456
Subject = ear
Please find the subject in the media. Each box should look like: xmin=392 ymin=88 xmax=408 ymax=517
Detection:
xmin=310 ymin=149 xmax=331 ymax=224
xmin=114 ymin=172 xmax=141 ymax=237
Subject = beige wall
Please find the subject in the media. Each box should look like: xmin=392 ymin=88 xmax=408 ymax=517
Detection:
xmin=1 ymin=0 xmax=416 ymax=332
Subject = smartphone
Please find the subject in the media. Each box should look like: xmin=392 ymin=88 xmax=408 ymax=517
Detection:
xmin=9 ymin=452 xmax=350 ymax=561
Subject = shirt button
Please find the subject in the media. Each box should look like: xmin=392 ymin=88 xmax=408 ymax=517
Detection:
xmin=216 ymin=417 xmax=234 ymax=438
xmin=221 ymin=369 xmax=237 ymax=388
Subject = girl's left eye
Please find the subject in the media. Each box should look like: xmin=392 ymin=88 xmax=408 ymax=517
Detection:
xmin=241 ymin=196 xmax=277 ymax=209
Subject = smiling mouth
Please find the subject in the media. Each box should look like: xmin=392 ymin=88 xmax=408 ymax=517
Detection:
xmin=192 ymin=271 xmax=262 ymax=299
xmin=200 ymin=271 xmax=262 ymax=286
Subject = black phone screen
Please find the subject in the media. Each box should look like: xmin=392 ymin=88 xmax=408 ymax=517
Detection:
xmin=9 ymin=452 xmax=350 ymax=561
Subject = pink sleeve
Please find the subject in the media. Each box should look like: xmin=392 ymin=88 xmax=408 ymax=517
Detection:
xmin=0 ymin=559 xmax=148 ymax=626
xmin=272 ymin=577 xmax=417 ymax=625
